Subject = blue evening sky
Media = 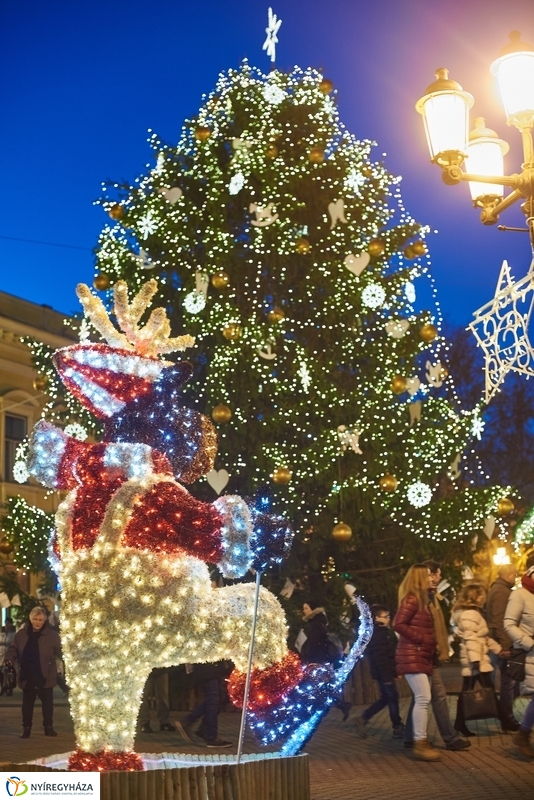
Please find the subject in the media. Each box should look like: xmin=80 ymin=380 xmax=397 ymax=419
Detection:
xmin=0 ymin=0 xmax=532 ymax=325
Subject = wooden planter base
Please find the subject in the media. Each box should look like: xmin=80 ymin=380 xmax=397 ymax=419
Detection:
xmin=3 ymin=751 xmax=310 ymax=800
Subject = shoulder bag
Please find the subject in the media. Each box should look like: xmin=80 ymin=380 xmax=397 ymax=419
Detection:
xmin=505 ymin=648 xmax=527 ymax=682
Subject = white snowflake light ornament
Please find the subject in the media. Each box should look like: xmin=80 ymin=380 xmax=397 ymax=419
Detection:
xmin=407 ymin=481 xmax=432 ymax=508
xmin=263 ymin=84 xmax=286 ymax=105
xmin=263 ymin=7 xmax=282 ymax=63
xmin=137 ymin=210 xmax=158 ymax=240
xmin=229 ymin=173 xmax=245 ymax=195
xmin=362 ymin=283 xmax=386 ymax=309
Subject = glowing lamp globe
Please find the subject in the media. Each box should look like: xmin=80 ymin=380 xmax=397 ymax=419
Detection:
xmin=497 ymin=497 xmax=514 ymax=516
xmin=93 ymin=273 xmax=111 ymax=291
xmin=195 ymin=126 xmax=211 ymax=142
xmin=491 ymin=31 xmax=534 ymax=128
xmin=211 ymin=271 xmax=230 ymax=289
xmin=211 ymin=404 xmax=232 ymax=424
xmin=268 ymin=307 xmax=285 ymax=323
xmin=308 ymin=147 xmax=325 ymax=164
xmin=222 ymin=323 xmax=242 ymax=341
xmin=272 ymin=466 xmax=292 ymax=485
xmin=391 ymin=375 xmax=408 ymax=394
xmin=296 ymin=237 xmax=311 ymax=254
xmin=416 ymin=68 xmax=474 ymax=166
xmin=379 ymin=473 xmax=399 ymax=492
xmin=332 ymin=521 xmax=352 ymax=542
xmin=0 ymin=537 xmax=14 ymax=555
xmin=466 ymin=118 xmax=509 ymax=201
xmin=368 ymin=239 xmax=385 ymax=257
xmin=108 ymin=204 xmax=124 ymax=220
xmin=420 ymin=323 xmax=438 ymax=343
xmin=33 ymin=374 xmax=49 ymax=392
xmin=319 ymin=78 xmax=334 ymax=94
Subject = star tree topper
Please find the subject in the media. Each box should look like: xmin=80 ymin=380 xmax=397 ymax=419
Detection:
xmin=263 ymin=7 xmax=282 ymax=63
xmin=468 ymin=259 xmax=534 ymax=403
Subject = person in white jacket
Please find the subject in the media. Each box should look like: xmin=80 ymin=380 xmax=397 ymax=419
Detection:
xmin=452 ymin=582 xmax=504 ymax=736
xmin=504 ymin=558 xmax=534 ymax=760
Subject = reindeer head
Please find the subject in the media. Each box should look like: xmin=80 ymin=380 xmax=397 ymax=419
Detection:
xmin=54 ymin=280 xmax=217 ymax=482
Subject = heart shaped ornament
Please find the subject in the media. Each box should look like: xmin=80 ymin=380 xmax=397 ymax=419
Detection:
xmin=160 ymin=187 xmax=183 ymax=205
xmin=385 ymin=319 xmax=410 ymax=339
xmin=206 ymin=468 xmax=230 ymax=495
xmin=344 ymin=252 xmax=370 ymax=277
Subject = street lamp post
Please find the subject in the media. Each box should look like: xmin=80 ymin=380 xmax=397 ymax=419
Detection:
xmin=416 ymin=31 xmax=534 ymax=244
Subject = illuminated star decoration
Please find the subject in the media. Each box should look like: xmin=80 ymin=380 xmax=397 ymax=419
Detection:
xmin=137 ymin=210 xmax=158 ymax=240
xmin=263 ymin=7 xmax=282 ymax=63
xmin=297 ymin=361 xmax=311 ymax=392
xmin=468 ymin=259 xmax=534 ymax=403
xmin=471 ymin=413 xmax=485 ymax=441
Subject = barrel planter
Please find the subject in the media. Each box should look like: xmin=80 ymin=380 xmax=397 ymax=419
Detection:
xmin=4 ymin=752 xmax=310 ymax=800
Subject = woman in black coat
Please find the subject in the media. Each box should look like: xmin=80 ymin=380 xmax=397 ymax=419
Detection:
xmin=5 ymin=607 xmax=61 ymax=738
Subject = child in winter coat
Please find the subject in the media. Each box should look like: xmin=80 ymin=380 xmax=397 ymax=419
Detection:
xmin=452 ymin=582 xmax=504 ymax=736
xmin=353 ymin=604 xmax=404 ymax=739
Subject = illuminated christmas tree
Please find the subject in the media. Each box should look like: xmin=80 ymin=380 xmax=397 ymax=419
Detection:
xmin=8 ymin=62 xmax=510 ymax=612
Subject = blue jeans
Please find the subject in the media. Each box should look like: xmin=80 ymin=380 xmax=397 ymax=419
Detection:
xmin=184 ymin=678 xmax=219 ymax=742
xmin=404 ymin=666 xmax=460 ymax=746
xmin=362 ymin=681 xmax=402 ymax=728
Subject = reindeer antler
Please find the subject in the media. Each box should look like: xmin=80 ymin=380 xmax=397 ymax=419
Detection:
xmin=76 ymin=280 xmax=195 ymax=358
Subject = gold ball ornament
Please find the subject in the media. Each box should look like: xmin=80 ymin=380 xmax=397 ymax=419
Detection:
xmin=195 ymin=126 xmax=211 ymax=142
xmin=412 ymin=240 xmax=427 ymax=256
xmin=266 ymin=144 xmax=279 ymax=159
xmin=296 ymin=237 xmax=311 ymax=254
xmin=391 ymin=375 xmax=408 ymax=394
xmin=33 ymin=374 xmax=48 ymax=392
xmin=379 ymin=473 xmax=399 ymax=492
xmin=93 ymin=273 xmax=111 ymax=291
xmin=211 ymin=404 xmax=232 ymax=424
xmin=0 ymin=537 xmax=14 ymax=555
xmin=368 ymin=239 xmax=385 ymax=257
xmin=272 ymin=466 xmax=292 ymax=485
xmin=108 ymin=203 xmax=124 ymax=220
xmin=403 ymin=245 xmax=417 ymax=260
xmin=319 ymin=78 xmax=334 ymax=94
xmin=222 ymin=323 xmax=242 ymax=342
xmin=497 ymin=497 xmax=514 ymax=516
xmin=308 ymin=146 xmax=325 ymax=164
xmin=332 ymin=521 xmax=353 ymax=542
xmin=268 ymin=307 xmax=285 ymax=323
xmin=211 ymin=271 xmax=230 ymax=289
xmin=420 ymin=323 xmax=438 ymax=343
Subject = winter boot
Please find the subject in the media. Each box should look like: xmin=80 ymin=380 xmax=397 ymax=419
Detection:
xmin=512 ymin=728 xmax=534 ymax=759
xmin=44 ymin=726 xmax=57 ymax=737
xmin=412 ymin=739 xmax=442 ymax=761
xmin=20 ymin=727 xmax=31 ymax=739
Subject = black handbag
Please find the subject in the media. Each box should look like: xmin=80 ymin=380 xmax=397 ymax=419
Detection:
xmin=461 ymin=675 xmax=500 ymax=721
xmin=505 ymin=648 xmax=527 ymax=682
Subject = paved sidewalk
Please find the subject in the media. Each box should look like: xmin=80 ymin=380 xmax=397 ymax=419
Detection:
xmin=1 ymin=690 xmax=533 ymax=798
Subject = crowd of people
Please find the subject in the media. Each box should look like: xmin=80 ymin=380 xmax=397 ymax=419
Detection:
xmin=1 ymin=553 xmax=534 ymax=760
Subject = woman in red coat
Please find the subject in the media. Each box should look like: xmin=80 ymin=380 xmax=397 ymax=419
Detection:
xmin=393 ymin=564 xmax=440 ymax=761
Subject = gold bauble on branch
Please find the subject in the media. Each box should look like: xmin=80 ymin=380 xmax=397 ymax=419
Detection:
xmin=368 ymin=239 xmax=385 ymax=257
xmin=222 ymin=323 xmax=242 ymax=342
xmin=411 ymin=240 xmax=427 ymax=256
xmin=108 ymin=203 xmax=124 ymax=220
xmin=211 ymin=404 xmax=232 ymax=424
xmin=195 ymin=126 xmax=211 ymax=142
xmin=266 ymin=144 xmax=279 ymax=159
xmin=272 ymin=466 xmax=292 ymax=485
xmin=391 ymin=375 xmax=408 ymax=394
xmin=268 ymin=307 xmax=285 ymax=323
xmin=332 ymin=521 xmax=352 ymax=542
xmin=0 ymin=537 xmax=14 ymax=555
xmin=420 ymin=323 xmax=438 ymax=343
xmin=379 ymin=473 xmax=399 ymax=492
xmin=295 ymin=237 xmax=311 ymax=254
xmin=403 ymin=245 xmax=417 ymax=260
xmin=93 ymin=273 xmax=111 ymax=291
xmin=211 ymin=271 xmax=230 ymax=289
xmin=319 ymin=78 xmax=334 ymax=94
xmin=497 ymin=497 xmax=514 ymax=516
xmin=308 ymin=146 xmax=325 ymax=164
xmin=33 ymin=374 xmax=48 ymax=392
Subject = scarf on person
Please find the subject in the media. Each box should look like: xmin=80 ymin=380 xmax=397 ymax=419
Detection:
xmin=521 ymin=566 xmax=534 ymax=594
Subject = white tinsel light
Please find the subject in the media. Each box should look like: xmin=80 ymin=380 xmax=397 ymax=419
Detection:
xmin=184 ymin=291 xmax=207 ymax=314
xmin=64 ymin=423 xmax=88 ymax=442
xmin=228 ymin=173 xmax=245 ymax=195
xmin=263 ymin=84 xmax=286 ymax=105
xmin=407 ymin=481 xmax=432 ymax=508
xmin=13 ymin=461 xmax=30 ymax=483
xmin=405 ymin=282 xmax=416 ymax=304
xmin=361 ymin=283 xmax=386 ymax=309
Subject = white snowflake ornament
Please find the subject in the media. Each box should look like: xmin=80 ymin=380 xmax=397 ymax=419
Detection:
xmin=362 ymin=283 xmax=386 ymax=309
xmin=407 ymin=481 xmax=432 ymax=508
